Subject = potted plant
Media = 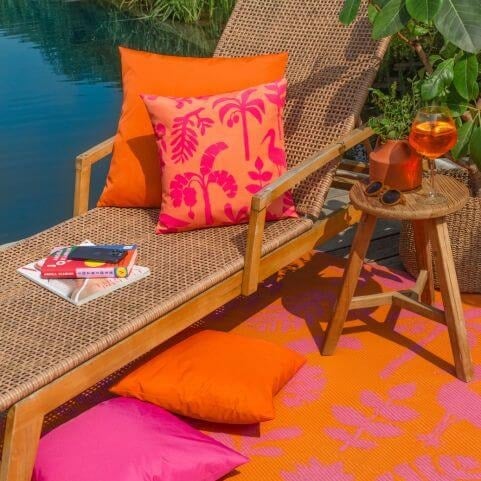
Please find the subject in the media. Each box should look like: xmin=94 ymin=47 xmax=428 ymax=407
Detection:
xmin=367 ymin=82 xmax=422 ymax=191
xmin=340 ymin=0 xmax=481 ymax=192
xmin=339 ymin=0 xmax=481 ymax=292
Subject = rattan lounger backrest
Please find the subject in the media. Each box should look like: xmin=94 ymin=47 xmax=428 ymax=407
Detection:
xmin=214 ymin=0 xmax=389 ymax=218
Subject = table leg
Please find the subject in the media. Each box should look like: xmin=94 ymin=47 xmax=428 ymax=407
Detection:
xmin=322 ymin=213 xmax=377 ymax=355
xmin=429 ymin=217 xmax=473 ymax=382
xmin=412 ymin=220 xmax=435 ymax=304
xmin=0 ymin=403 xmax=43 ymax=481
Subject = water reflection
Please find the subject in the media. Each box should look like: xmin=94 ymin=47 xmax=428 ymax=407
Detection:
xmin=0 ymin=0 xmax=221 ymax=243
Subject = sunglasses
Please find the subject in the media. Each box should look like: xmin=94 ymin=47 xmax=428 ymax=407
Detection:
xmin=364 ymin=181 xmax=405 ymax=206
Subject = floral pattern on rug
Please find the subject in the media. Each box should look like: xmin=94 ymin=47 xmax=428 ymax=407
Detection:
xmin=192 ymin=252 xmax=481 ymax=481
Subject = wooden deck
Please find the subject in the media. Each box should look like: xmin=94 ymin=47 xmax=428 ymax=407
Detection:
xmin=318 ymin=186 xmax=404 ymax=270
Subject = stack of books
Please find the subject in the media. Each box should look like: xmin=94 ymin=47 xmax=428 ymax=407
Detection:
xmin=18 ymin=241 xmax=150 ymax=305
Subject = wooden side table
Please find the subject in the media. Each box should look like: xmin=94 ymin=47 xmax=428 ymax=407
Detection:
xmin=322 ymin=175 xmax=473 ymax=382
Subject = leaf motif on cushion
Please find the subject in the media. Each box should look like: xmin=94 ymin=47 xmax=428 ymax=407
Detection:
xmin=156 ymin=213 xmax=191 ymax=233
xmin=154 ymin=122 xmax=167 ymax=152
xmin=224 ymin=203 xmax=249 ymax=223
xmin=246 ymin=157 xmax=273 ymax=194
xmin=200 ymin=142 xmax=228 ymax=175
xmin=171 ymin=108 xmax=214 ymax=164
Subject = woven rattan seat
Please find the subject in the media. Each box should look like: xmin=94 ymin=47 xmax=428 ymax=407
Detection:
xmin=0 ymin=208 xmax=311 ymax=411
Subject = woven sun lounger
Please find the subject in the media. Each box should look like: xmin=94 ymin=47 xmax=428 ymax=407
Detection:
xmin=0 ymin=1 xmax=389 ymax=478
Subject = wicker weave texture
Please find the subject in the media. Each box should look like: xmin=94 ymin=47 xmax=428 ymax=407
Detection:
xmin=0 ymin=208 xmax=311 ymax=411
xmin=215 ymin=0 xmax=389 ymax=218
xmin=399 ymin=169 xmax=481 ymax=293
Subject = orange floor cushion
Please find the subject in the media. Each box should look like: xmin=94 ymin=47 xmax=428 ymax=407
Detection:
xmin=97 ymin=47 xmax=288 ymax=208
xmin=110 ymin=330 xmax=305 ymax=424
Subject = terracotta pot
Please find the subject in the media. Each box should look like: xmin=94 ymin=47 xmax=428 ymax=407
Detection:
xmin=369 ymin=139 xmax=422 ymax=191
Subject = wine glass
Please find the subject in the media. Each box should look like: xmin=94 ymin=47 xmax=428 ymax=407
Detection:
xmin=408 ymin=106 xmax=458 ymax=204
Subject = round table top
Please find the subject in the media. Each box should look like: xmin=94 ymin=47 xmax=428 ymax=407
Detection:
xmin=349 ymin=174 xmax=469 ymax=220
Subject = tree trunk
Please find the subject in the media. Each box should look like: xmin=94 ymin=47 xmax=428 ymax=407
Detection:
xmin=412 ymin=40 xmax=433 ymax=74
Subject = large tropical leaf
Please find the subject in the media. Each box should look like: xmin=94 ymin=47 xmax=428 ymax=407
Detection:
xmin=470 ymin=126 xmax=481 ymax=166
xmin=434 ymin=0 xmax=481 ymax=54
xmin=200 ymin=142 xmax=228 ymax=175
xmin=451 ymin=120 xmax=474 ymax=159
xmin=372 ymin=0 xmax=410 ymax=39
xmin=406 ymin=0 xmax=441 ymax=22
xmin=421 ymin=58 xmax=455 ymax=100
xmin=208 ymin=170 xmax=237 ymax=197
xmin=339 ymin=0 xmax=361 ymax=25
xmin=453 ymin=54 xmax=479 ymax=100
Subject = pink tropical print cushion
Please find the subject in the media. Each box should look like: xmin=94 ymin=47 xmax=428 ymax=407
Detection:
xmin=141 ymin=78 xmax=298 ymax=233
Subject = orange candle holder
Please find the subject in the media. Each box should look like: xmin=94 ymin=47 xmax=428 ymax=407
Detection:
xmin=369 ymin=139 xmax=422 ymax=192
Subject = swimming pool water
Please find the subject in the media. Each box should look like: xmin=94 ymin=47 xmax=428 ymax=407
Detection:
xmin=0 ymin=0 xmax=219 ymax=244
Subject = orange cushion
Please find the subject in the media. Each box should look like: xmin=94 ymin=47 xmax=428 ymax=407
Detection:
xmin=110 ymin=330 xmax=305 ymax=424
xmin=97 ymin=48 xmax=288 ymax=208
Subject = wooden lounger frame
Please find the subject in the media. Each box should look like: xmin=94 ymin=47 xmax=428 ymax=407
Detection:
xmin=0 ymin=125 xmax=373 ymax=480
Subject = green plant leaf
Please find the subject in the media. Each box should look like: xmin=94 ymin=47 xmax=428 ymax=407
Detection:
xmin=434 ymin=0 xmax=481 ymax=54
xmin=367 ymin=3 xmax=379 ymax=23
xmin=429 ymin=54 xmax=443 ymax=65
xmin=453 ymin=54 xmax=479 ymax=100
xmin=474 ymin=81 xmax=480 ymax=100
xmin=411 ymin=24 xmax=430 ymax=36
xmin=470 ymin=126 xmax=481 ymax=166
xmin=339 ymin=0 xmax=361 ymax=25
xmin=372 ymin=0 xmax=410 ymax=39
xmin=452 ymin=120 xmax=474 ymax=159
xmin=373 ymin=0 xmax=390 ymax=7
xmin=445 ymin=89 xmax=469 ymax=117
xmin=421 ymin=58 xmax=455 ymax=100
xmin=406 ymin=0 xmax=441 ymax=22
xmin=440 ymin=41 xmax=460 ymax=59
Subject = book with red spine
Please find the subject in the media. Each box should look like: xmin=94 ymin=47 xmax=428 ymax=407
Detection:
xmin=40 ymin=244 xmax=138 ymax=279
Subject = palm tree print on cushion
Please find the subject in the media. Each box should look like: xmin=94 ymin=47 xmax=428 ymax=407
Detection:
xmin=142 ymin=78 xmax=297 ymax=233
xmin=213 ymin=87 xmax=266 ymax=161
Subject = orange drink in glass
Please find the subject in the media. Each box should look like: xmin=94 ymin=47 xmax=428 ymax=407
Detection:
xmin=408 ymin=107 xmax=457 ymax=204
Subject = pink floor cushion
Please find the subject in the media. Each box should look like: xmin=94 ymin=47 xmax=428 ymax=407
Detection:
xmin=33 ymin=397 xmax=248 ymax=481
xmin=142 ymin=78 xmax=298 ymax=233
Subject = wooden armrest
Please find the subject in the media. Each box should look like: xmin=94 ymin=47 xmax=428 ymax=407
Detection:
xmin=242 ymin=124 xmax=375 ymax=296
xmin=76 ymin=136 xmax=115 ymax=167
xmin=251 ymin=125 xmax=374 ymax=212
xmin=73 ymin=136 xmax=115 ymax=217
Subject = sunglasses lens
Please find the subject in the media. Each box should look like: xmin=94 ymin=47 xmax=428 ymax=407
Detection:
xmin=382 ymin=190 xmax=401 ymax=205
xmin=366 ymin=181 xmax=383 ymax=195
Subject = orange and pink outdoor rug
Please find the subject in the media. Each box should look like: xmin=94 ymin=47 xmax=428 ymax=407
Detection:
xmin=189 ymin=251 xmax=481 ymax=481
